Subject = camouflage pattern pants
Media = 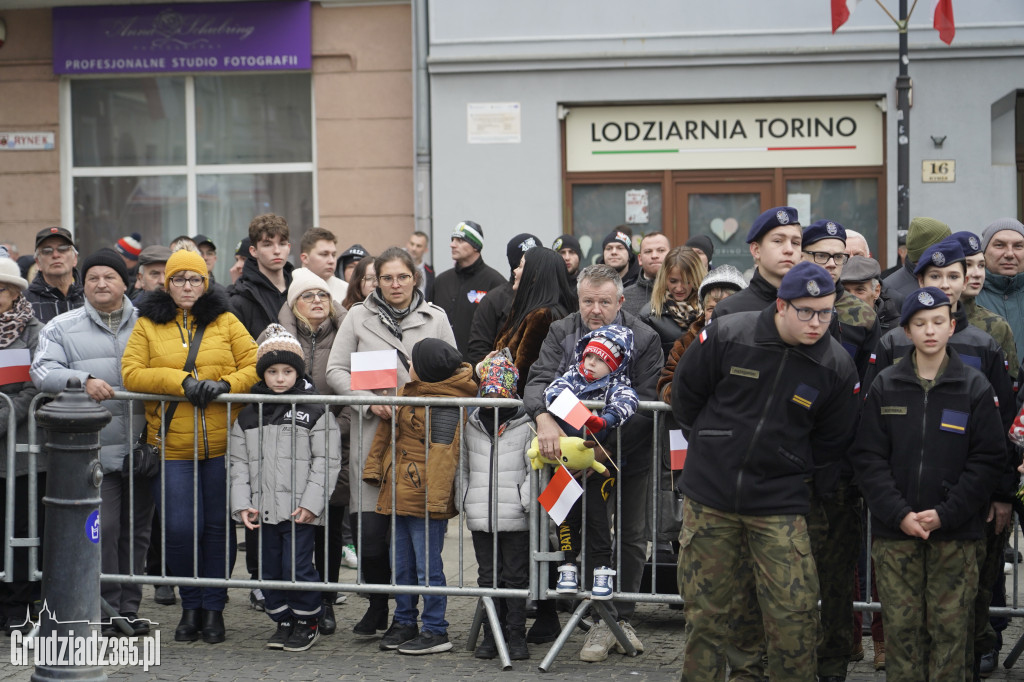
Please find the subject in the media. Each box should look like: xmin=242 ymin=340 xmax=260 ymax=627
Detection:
xmin=971 ymin=520 xmax=1009 ymax=666
xmin=678 ymin=498 xmax=820 ymax=682
xmin=872 ymin=536 xmax=977 ymax=682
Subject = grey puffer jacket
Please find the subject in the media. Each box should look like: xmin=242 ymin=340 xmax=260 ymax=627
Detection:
xmin=0 ymin=313 xmax=44 ymax=478
xmin=30 ymin=296 xmax=143 ymax=474
xmin=229 ymin=380 xmax=341 ymax=526
xmin=457 ymin=407 xmax=534 ymax=533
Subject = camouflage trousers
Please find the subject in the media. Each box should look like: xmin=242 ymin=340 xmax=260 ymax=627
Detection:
xmin=872 ymin=536 xmax=978 ymax=682
xmin=678 ymin=498 xmax=820 ymax=682
xmin=971 ymin=520 xmax=1010 ymax=666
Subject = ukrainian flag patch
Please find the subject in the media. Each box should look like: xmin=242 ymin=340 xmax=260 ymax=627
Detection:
xmin=939 ymin=409 xmax=968 ymax=434
xmin=791 ymin=383 xmax=819 ymax=410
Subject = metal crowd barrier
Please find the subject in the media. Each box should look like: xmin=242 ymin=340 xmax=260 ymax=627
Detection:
xmin=5 ymin=389 xmax=1024 ymax=670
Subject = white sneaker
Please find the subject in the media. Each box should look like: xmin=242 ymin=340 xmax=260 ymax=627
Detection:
xmin=579 ymin=621 xmax=616 ymax=662
xmin=342 ymin=544 xmax=358 ymax=569
xmin=613 ymin=620 xmax=644 ymax=655
xmin=334 ymin=593 xmax=348 ymax=605
xmin=556 ymin=563 xmax=579 ymax=593
xmin=591 ymin=566 xmax=615 ymax=600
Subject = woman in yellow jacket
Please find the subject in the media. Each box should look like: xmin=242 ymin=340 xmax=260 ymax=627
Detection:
xmin=122 ymin=250 xmax=258 ymax=645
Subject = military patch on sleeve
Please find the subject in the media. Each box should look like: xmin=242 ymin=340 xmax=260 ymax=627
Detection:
xmin=729 ymin=366 xmax=760 ymax=379
xmin=699 ymin=329 xmax=708 ymax=344
xmin=960 ymin=354 xmax=982 ymax=371
xmin=791 ymin=383 xmax=819 ymax=410
xmin=939 ymin=409 xmax=968 ymax=434
xmin=880 ymin=406 xmax=907 ymax=415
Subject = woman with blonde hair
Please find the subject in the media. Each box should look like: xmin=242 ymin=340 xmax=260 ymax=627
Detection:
xmin=639 ymin=246 xmax=707 ymax=356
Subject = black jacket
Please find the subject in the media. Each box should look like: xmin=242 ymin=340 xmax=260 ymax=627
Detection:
xmin=523 ymin=309 xmax=664 ymax=474
xmin=864 ymin=307 xmax=1017 ymax=500
xmin=466 ymin=281 xmax=514 ymax=365
xmin=672 ymin=305 xmax=860 ymax=515
xmin=228 ymin=257 xmax=294 ymax=339
xmin=25 ymin=270 xmax=84 ymax=323
xmin=621 ymin=274 xmax=654 ymax=318
xmin=881 ymin=261 xmax=918 ymax=312
xmin=852 ymin=347 xmax=1005 ymax=540
xmin=710 ymin=268 xmax=777 ymax=319
xmin=432 ymin=256 xmax=506 ymax=362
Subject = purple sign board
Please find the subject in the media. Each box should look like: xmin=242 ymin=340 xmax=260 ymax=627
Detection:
xmin=53 ymin=1 xmax=311 ymax=75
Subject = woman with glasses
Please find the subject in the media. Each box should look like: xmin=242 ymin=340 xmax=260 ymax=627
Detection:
xmin=122 ymin=250 xmax=258 ymax=645
xmin=638 ymin=246 xmax=707 ymax=358
xmin=258 ymin=268 xmax=349 ymax=636
xmin=326 ymin=247 xmax=456 ymax=639
xmin=341 ymin=256 xmax=376 ymax=311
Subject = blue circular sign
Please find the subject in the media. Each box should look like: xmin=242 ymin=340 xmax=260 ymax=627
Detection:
xmin=86 ymin=510 xmax=100 ymax=544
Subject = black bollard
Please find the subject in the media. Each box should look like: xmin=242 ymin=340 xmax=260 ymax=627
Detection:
xmin=30 ymin=379 xmax=110 ymax=682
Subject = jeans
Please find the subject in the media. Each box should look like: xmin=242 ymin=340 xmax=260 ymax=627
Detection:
xmin=260 ymin=521 xmax=322 ymax=621
xmin=393 ymin=516 xmax=447 ymax=634
xmin=152 ymin=457 xmax=235 ymax=611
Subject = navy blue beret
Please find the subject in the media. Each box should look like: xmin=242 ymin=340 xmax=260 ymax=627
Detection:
xmin=777 ymin=261 xmax=835 ymax=300
xmin=949 ymin=230 xmax=982 ymax=257
xmin=746 ymin=206 xmax=800 ymax=244
xmin=913 ymin=237 xmax=965 ymax=275
xmin=899 ymin=286 xmax=951 ymax=326
xmin=802 ymin=219 xmax=847 ymax=247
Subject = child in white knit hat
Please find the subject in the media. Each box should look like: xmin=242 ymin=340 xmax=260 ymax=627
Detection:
xmin=229 ymin=324 xmax=341 ymax=653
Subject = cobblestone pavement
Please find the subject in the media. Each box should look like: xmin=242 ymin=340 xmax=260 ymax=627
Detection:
xmin=1 ymin=525 xmax=1023 ymax=680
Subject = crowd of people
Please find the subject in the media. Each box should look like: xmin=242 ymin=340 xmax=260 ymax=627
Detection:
xmin=1 ymin=208 xmax=1024 ymax=678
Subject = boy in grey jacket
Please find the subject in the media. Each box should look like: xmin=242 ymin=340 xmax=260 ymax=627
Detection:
xmin=230 ymin=325 xmax=340 ymax=653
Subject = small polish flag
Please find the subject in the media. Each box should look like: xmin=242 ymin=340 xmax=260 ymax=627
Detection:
xmin=350 ymin=349 xmax=398 ymax=390
xmin=932 ymin=0 xmax=955 ymax=45
xmin=549 ymin=388 xmax=592 ymax=431
xmin=669 ymin=430 xmax=688 ymax=470
xmin=831 ymin=0 xmax=862 ymax=33
xmin=853 ymin=382 xmax=861 ymax=395
xmin=538 ymin=464 xmax=583 ymax=525
xmin=868 ymin=353 xmax=876 ymax=364
xmin=0 ymin=349 xmax=31 ymax=385
xmin=698 ymin=329 xmax=708 ymax=344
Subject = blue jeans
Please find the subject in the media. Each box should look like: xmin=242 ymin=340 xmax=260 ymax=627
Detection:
xmin=260 ymin=521 xmax=322 ymax=622
xmin=393 ymin=516 xmax=448 ymax=634
xmin=151 ymin=457 xmax=235 ymax=611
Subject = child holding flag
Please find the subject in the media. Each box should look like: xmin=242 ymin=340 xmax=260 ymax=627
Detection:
xmin=542 ymin=324 xmax=637 ymax=605
xmin=363 ymin=338 xmax=477 ymax=655
xmin=852 ymin=287 xmax=1005 ymax=681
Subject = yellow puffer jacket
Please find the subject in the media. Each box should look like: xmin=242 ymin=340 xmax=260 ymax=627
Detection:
xmin=122 ymin=289 xmax=258 ymax=460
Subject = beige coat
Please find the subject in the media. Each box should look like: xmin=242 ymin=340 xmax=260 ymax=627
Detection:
xmin=325 ymin=296 xmax=456 ymax=512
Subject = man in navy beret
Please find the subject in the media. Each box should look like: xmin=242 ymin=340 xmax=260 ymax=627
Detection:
xmin=672 ymin=260 xmax=860 ymax=681
xmin=712 ymin=206 xmax=801 ymax=319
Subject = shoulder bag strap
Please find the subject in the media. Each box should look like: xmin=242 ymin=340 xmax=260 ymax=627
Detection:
xmin=158 ymin=324 xmax=207 ymax=433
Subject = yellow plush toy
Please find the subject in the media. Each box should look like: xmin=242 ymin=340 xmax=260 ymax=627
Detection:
xmin=527 ymin=436 xmax=608 ymax=475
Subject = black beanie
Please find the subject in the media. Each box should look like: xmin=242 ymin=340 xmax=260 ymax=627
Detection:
xmin=552 ymin=234 xmax=582 ymax=258
xmin=411 ymin=338 xmax=463 ymax=383
xmin=685 ymin=234 xmax=715 ymax=263
xmin=506 ymin=233 xmax=541 ymax=272
xmin=82 ymin=248 xmax=131 ymax=289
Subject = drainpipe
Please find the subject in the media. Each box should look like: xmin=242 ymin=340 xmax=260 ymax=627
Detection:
xmin=412 ymin=0 xmax=432 ymax=262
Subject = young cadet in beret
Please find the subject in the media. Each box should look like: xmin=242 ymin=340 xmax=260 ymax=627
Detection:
xmin=711 ymin=206 xmax=801 ymax=319
xmin=673 ymin=261 xmax=860 ymax=682
xmin=852 ymin=287 xmax=1004 ymax=682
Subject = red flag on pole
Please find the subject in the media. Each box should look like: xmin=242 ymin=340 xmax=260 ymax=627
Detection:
xmin=932 ymin=0 xmax=955 ymax=44
xmin=538 ymin=464 xmax=583 ymax=525
xmin=831 ymin=0 xmax=862 ymax=33
xmin=548 ymin=388 xmax=592 ymax=431
xmin=669 ymin=430 xmax=688 ymax=470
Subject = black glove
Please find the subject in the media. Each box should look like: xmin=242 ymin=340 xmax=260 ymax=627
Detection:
xmin=199 ymin=380 xmax=230 ymax=406
xmin=181 ymin=376 xmax=204 ymax=407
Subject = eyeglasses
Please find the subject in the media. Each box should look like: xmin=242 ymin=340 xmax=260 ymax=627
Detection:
xmin=37 ymin=244 xmax=74 ymax=257
xmin=803 ymin=250 xmax=850 ymax=266
xmin=362 ymin=275 xmax=378 ymax=284
xmin=299 ymin=290 xmax=329 ymax=302
xmin=378 ymin=274 xmax=413 ymax=285
xmin=789 ymin=305 xmax=836 ymax=323
xmin=169 ymin=276 xmax=204 ymax=288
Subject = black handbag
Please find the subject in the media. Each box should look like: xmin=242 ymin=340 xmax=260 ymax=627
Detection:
xmin=124 ymin=325 xmax=206 ymax=479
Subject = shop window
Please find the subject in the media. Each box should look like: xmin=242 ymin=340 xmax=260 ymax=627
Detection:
xmin=785 ymin=178 xmax=880 ymax=255
xmin=571 ymin=183 xmax=663 ymax=265
xmin=69 ymin=74 xmax=313 ymax=284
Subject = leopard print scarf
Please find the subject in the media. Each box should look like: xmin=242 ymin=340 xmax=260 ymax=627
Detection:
xmin=0 ymin=296 xmax=33 ymax=349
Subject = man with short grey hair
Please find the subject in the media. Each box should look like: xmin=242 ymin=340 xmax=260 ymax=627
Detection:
xmin=523 ymin=262 xmax=663 ymax=662
xmin=131 ymin=245 xmax=172 ymax=300
xmin=977 ymin=218 xmax=1024 ymax=364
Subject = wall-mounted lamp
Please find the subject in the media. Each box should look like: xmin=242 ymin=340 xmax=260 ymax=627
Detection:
xmin=931 ymin=135 xmax=947 ymax=148
xmin=0 ymin=18 xmax=7 ymax=50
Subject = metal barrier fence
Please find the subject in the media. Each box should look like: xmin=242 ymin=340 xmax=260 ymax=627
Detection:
xmin=5 ymin=389 xmax=1024 ymax=669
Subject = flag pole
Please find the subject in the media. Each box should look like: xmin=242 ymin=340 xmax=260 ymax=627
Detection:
xmin=895 ymin=0 xmax=911 ymax=238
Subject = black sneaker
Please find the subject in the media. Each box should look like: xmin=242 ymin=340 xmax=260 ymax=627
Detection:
xmin=398 ymin=630 xmax=452 ymax=655
xmin=249 ymin=589 xmax=266 ymax=612
xmin=352 ymin=605 xmax=389 ymax=637
xmin=282 ymin=619 xmax=319 ymax=652
xmin=120 ymin=612 xmax=150 ymax=636
xmin=266 ymin=620 xmax=294 ymax=649
xmin=379 ymin=621 xmax=418 ymax=651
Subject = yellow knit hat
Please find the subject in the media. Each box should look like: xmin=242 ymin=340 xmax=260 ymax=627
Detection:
xmin=164 ymin=250 xmax=209 ymax=290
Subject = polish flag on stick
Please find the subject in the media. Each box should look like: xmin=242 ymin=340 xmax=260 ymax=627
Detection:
xmin=538 ymin=464 xmax=584 ymax=525
xmin=669 ymin=430 xmax=688 ymax=470
xmin=350 ymin=349 xmax=398 ymax=390
xmin=932 ymin=0 xmax=955 ymax=44
xmin=831 ymin=0 xmax=862 ymax=33
xmin=0 ymin=349 xmax=31 ymax=385
xmin=548 ymin=388 xmax=592 ymax=431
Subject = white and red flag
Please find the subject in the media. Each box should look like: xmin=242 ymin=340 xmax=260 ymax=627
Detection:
xmin=350 ymin=349 xmax=398 ymax=391
xmin=669 ymin=429 xmax=688 ymax=470
xmin=0 ymin=349 xmax=31 ymax=385
xmin=548 ymin=387 xmax=592 ymax=431
xmin=932 ymin=0 xmax=955 ymax=44
xmin=538 ymin=464 xmax=584 ymax=525
xmin=831 ymin=0 xmax=862 ymax=33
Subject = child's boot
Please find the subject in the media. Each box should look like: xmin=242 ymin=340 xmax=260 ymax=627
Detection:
xmin=592 ymin=566 xmax=616 ymax=600
xmin=474 ymin=622 xmax=497 ymax=659
xmin=556 ymin=563 xmax=579 ymax=593
xmin=508 ymin=626 xmax=529 ymax=660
